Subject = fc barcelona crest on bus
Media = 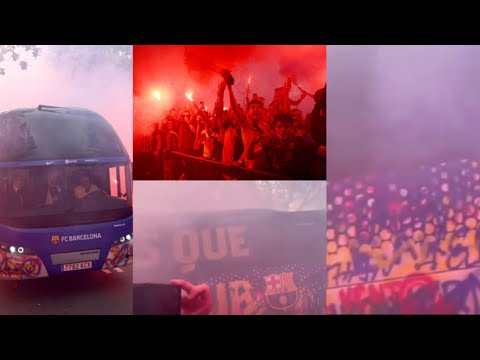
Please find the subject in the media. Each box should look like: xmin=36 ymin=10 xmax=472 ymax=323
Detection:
xmin=263 ymin=272 xmax=299 ymax=311
xmin=51 ymin=235 xmax=60 ymax=245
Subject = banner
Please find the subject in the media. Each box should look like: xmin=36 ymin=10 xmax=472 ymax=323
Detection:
xmin=135 ymin=209 xmax=326 ymax=315
xmin=327 ymin=159 xmax=480 ymax=314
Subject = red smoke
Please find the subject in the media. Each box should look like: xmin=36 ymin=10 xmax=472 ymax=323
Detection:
xmin=184 ymin=45 xmax=259 ymax=84
xmin=133 ymin=45 xmax=326 ymax=136
xmin=277 ymin=45 xmax=327 ymax=86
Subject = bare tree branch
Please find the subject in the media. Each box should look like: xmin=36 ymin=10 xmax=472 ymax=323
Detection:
xmin=0 ymin=45 xmax=42 ymax=75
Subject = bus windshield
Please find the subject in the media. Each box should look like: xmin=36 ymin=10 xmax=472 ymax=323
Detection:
xmin=0 ymin=163 xmax=132 ymax=228
xmin=0 ymin=108 xmax=126 ymax=162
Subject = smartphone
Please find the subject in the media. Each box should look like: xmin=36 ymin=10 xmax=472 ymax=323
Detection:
xmin=133 ymin=283 xmax=181 ymax=315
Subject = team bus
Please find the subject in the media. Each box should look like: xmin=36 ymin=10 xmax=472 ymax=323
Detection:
xmin=0 ymin=105 xmax=133 ymax=280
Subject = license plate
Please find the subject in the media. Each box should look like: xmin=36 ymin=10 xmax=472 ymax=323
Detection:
xmin=62 ymin=262 xmax=92 ymax=272
xmin=51 ymin=249 xmax=100 ymax=265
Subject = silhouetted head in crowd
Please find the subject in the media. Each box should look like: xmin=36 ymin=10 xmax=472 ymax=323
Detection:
xmin=182 ymin=111 xmax=191 ymax=122
xmin=291 ymin=108 xmax=303 ymax=123
xmin=247 ymin=99 xmax=264 ymax=122
xmin=273 ymin=114 xmax=294 ymax=141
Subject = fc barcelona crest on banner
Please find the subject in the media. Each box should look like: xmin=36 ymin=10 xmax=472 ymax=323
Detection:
xmin=263 ymin=272 xmax=299 ymax=311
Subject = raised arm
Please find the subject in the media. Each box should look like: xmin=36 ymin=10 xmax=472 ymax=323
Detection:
xmin=290 ymin=92 xmax=307 ymax=106
xmin=227 ymin=83 xmax=246 ymax=124
xmin=187 ymin=118 xmax=197 ymax=134
xmin=282 ymin=75 xmax=293 ymax=113
xmin=195 ymin=109 xmax=212 ymax=138
xmin=193 ymin=119 xmax=202 ymax=150
xmin=245 ymin=82 xmax=250 ymax=108
xmin=213 ymin=81 xmax=227 ymax=142
xmin=214 ymin=81 xmax=226 ymax=119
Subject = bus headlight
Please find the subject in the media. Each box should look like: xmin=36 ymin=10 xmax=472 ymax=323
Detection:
xmin=114 ymin=233 xmax=133 ymax=245
xmin=0 ymin=243 xmax=37 ymax=256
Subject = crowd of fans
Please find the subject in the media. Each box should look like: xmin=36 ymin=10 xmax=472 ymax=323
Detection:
xmin=139 ymin=71 xmax=326 ymax=180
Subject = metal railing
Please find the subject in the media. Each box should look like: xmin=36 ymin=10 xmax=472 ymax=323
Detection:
xmin=169 ymin=151 xmax=291 ymax=180
xmin=134 ymin=135 xmax=325 ymax=180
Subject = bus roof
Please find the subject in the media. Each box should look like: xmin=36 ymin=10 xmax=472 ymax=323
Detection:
xmin=0 ymin=106 xmax=129 ymax=163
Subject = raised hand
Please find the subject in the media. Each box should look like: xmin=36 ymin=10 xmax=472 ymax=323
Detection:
xmin=170 ymin=279 xmax=212 ymax=315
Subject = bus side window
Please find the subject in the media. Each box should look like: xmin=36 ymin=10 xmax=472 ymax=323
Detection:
xmin=109 ymin=166 xmax=127 ymax=199
xmin=109 ymin=167 xmax=118 ymax=197
xmin=119 ymin=166 xmax=127 ymax=200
